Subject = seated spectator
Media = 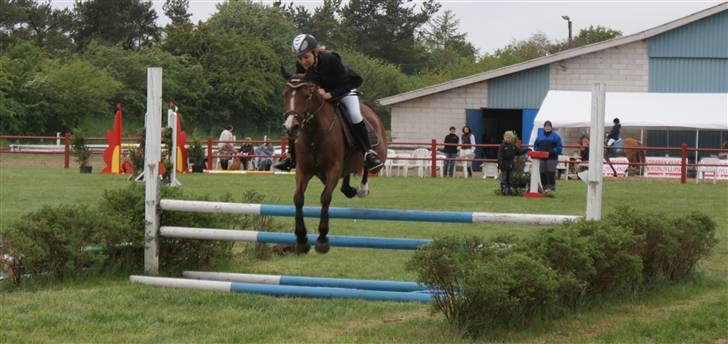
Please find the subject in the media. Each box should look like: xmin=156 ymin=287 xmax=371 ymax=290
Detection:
xmin=255 ymin=140 xmax=274 ymax=171
xmin=238 ymin=137 xmax=254 ymax=170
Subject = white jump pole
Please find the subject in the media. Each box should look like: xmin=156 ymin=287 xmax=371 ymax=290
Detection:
xmin=144 ymin=67 xmax=162 ymax=275
xmin=586 ymin=83 xmax=605 ymax=220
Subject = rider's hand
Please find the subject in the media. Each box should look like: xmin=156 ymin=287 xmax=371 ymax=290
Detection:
xmin=317 ymin=88 xmax=332 ymax=100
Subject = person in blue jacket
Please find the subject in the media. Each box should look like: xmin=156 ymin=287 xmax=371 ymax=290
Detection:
xmin=533 ymin=120 xmax=563 ymax=192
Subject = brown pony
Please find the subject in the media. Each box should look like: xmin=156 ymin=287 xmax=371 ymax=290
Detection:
xmin=281 ymin=73 xmax=387 ymax=254
xmin=605 ymin=137 xmax=646 ymax=177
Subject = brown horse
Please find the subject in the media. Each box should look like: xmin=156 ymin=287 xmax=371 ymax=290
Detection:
xmin=281 ymin=73 xmax=387 ymax=254
xmin=605 ymin=137 xmax=646 ymax=177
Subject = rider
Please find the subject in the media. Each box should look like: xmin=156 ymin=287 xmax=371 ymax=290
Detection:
xmin=273 ymin=34 xmax=383 ymax=172
xmin=607 ymin=117 xmax=621 ymax=147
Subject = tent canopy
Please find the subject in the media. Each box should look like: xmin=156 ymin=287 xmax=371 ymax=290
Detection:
xmin=529 ymin=91 xmax=728 ymax=144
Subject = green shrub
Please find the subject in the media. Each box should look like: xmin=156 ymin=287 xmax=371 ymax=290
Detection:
xmin=408 ymin=208 xmax=717 ymax=338
xmin=1 ymin=204 xmax=124 ymax=282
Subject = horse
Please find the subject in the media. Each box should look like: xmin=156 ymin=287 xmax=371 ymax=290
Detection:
xmin=280 ymin=73 xmax=387 ymax=254
xmin=605 ymin=137 xmax=646 ymax=177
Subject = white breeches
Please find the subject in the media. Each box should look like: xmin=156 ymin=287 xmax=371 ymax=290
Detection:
xmin=607 ymin=138 xmax=616 ymax=146
xmin=341 ymin=90 xmax=363 ymax=124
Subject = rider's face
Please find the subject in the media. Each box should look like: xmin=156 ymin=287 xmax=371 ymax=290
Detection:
xmin=297 ymin=52 xmax=315 ymax=69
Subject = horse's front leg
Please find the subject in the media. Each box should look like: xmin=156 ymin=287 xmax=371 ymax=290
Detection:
xmin=294 ymin=174 xmax=313 ymax=254
xmin=357 ymin=170 xmax=369 ymax=198
xmin=316 ymin=171 xmax=340 ymax=254
xmin=340 ymin=174 xmax=357 ymax=198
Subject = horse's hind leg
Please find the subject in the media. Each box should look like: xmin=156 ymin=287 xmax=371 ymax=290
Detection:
xmin=316 ymin=173 xmax=339 ymax=254
xmin=357 ymin=171 xmax=369 ymax=198
xmin=294 ymin=174 xmax=313 ymax=254
xmin=340 ymin=175 xmax=357 ymax=198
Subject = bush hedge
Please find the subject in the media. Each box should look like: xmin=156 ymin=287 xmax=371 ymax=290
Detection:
xmin=0 ymin=185 xmax=273 ymax=285
xmin=407 ymin=207 xmax=717 ymax=338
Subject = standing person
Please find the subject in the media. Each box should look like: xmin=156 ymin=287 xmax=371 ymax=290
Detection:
xmin=443 ymin=126 xmax=459 ymax=177
xmin=218 ymin=124 xmax=235 ymax=170
xmin=607 ymin=117 xmax=621 ymax=147
xmin=497 ymin=131 xmax=528 ymax=195
xmin=460 ymin=126 xmax=476 ymax=177
xmin=273 ymin=33 xmax=382 ymax=172
xmin=238 ymin=137 xmax=255 ymax=170
xmin=533 ymin=120 xmax=563 ymax=192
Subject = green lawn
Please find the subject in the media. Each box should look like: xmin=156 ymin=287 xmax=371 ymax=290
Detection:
xmin=1 ymin=162 xmax=727 ymax=343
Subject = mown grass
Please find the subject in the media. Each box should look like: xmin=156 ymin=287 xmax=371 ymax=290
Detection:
xmin=1 ymin=158 xmax=727 ymax=343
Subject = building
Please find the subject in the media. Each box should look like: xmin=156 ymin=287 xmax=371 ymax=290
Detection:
xmin=378 ymin=3 xmax=728 ymax=162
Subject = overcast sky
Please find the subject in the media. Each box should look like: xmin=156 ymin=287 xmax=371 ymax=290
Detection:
xmin=52 ymin=0 xmax=724 ymax=54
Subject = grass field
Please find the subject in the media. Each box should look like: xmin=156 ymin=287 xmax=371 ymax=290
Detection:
xmin=1 ymin=156 xmax=727 ymax=343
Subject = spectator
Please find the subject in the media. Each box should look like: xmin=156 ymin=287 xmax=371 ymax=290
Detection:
xmin=497 ymin=131 xmax=528 ymax=195
xmin=255 ymin=140 xmax=274 ymax=171
xmin=533 ymin=120 xmax=563 ymax=193
xmin=579 ymin=135 xmax=590 ymax=162
xmin=443 ymin=126 xmax=459 ymax=177
xmin=238 ymin=137 xmax=255 ymax=170
xmin=218 ymin=124 xmax=235 ymax=170
xmin=460 ymin=126 xmax=476 ymax=177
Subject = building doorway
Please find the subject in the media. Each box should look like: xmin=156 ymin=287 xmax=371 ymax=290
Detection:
xmin=480 ymin=109 xmax=523 ymax=160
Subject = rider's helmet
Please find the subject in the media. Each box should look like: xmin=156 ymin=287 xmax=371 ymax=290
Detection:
xmin=613 ymin=117 xmax=620 ymax=124
xmin=291 ymin=34 xmax=318 ymax=57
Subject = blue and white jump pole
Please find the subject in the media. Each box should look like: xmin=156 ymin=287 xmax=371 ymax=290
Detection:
xmin=182 ymin=271 xmax=430 ymax=292
xmin=160 ymin=226 xmax=430 ymax=250
xmin=129 ymin=275 xmax=433 ymax=303
xmin=160 ymin=199 xmax=580 ymax=225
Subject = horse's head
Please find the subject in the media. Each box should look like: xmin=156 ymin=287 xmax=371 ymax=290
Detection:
xmin=281 ymin=73 xmax=324 ymax=139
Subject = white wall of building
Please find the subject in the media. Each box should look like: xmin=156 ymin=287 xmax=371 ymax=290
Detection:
xmin=390 ymin=82 xmax=487 ymax=143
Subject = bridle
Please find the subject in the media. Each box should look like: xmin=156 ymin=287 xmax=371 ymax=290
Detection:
xmin=283 ymin=80 xmax=325 ymax=129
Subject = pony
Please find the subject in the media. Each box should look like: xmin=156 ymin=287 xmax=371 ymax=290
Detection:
xmin=280 ymin=72 xmax=387 ymax=254
xmin=605 ymin=137 xmax=646 ymax=177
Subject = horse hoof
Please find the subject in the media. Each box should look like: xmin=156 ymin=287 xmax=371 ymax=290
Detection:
xmin=296 ymin=243 xmax=311 ymax=255
xmin=315 ymin=239 xmax=330 ymax=254
xmin=341 ymin=187 xmax=357 ymax=199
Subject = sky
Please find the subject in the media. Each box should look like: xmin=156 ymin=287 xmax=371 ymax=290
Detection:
xmin=52 ymin=0 xmax=725 ymax=54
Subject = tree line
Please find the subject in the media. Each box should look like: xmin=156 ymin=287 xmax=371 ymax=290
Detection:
xmin=0 ymin=0 xmax=621 ymax=136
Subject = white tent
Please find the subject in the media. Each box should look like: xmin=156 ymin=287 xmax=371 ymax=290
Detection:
xmin=529 ymin=91 xmax=728 ymax=144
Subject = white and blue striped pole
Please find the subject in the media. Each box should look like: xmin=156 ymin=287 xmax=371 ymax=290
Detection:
xmin=130 ymin=275 xmax=433 ymax=303
xmin=160 ymin=226 xmax=430 ymax=250
xmin=160 ymin=200 xmax=579 ymax=225
xmin=182 ymin=271 xmax=429 ymax=292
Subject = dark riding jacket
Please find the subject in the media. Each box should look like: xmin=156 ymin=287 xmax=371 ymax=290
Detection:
xmin=608 ymin=124 xmax=621 ymax=141
xmin=296 ymin=51 xmax=363 ymax=99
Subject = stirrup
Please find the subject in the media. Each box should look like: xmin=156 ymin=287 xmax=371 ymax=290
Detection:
xmin=364 ymin=150 xmax=383 ymax=172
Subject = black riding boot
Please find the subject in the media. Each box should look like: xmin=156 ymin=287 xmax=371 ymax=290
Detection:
xmin=273 ymin=140 xmax=296 ymax=171
xmin=352 ymin=121 xmax=383 ymax=172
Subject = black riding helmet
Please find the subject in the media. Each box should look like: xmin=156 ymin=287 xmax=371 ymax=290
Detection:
xmin=291 ymin=34 xmax=318 ymax=57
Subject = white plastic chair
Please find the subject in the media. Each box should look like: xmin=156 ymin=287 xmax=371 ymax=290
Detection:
xmin=389 ymin=150 xmax=410 ymax=177
xmin=384 ymin=149 xmax=396 ymax=176
xmin=436 ymin=153 xmax=446 ymax=177
xmin=557 ymin=155 xmax=570 ymax=180
xmin=481 ymin=162 xmax=499 ymax=179
xmin=697 ymin=157 xmax=720 ymax=184
xmin=411 ymin=148 xmax=430 ymax=178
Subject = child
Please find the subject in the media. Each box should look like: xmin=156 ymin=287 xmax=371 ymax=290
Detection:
xmin=497 ymin=131 xmax=526 ymax=195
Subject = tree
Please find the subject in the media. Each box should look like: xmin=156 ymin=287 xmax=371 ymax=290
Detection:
xmin=73 ymin=0 xmax=160 ymax=50
xmin=0 ymin=0 xmax=75 ymax=52
xmin=339 ymin=0 xmax=440 ymax=74
xmin=573 ymin=25 xmax=622 ymax=47
xmin=418 ymin=10 xmax=477 ymax=71
xmin=163 ymin=0 xmax=192 ymax=27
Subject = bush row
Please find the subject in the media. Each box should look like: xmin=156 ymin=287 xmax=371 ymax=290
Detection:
xmin=0 ymin=185 xmax=272 ymax=285
xmin=406 ymin=207 xmax=717 ymax=338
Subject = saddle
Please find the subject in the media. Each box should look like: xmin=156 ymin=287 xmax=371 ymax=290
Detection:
xmin=334 ymin=102 xmax=380 ymax=150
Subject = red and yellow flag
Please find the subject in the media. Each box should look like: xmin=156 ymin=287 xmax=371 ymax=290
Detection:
xmin=102 ymin=103 xmax=123 ymax=174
